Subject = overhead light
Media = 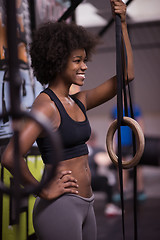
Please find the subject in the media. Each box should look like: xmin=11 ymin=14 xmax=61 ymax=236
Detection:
xmin=75 ymin=3 xmax=107 ymax=27
xmin=126 ymin=0 xmax=160 ymax=22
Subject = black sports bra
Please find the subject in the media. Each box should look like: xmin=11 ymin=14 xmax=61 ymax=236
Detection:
xmin=36 ymin=88 xmax=91 ymax=163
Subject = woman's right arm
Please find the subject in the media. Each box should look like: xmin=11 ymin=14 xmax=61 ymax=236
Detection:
xmin=1 ymin=93 xmax=56 ymax=187
xmin=1 ymin=119 xmax=43 ymax=187
xmin=1 ymin=97 xmax=79 ymax=199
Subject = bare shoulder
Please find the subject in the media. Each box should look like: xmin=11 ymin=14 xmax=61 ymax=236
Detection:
xmin=31 ymin=92 xmax=60 ymax=129
xmin=32 ymin=92 xmax=56 ymax=117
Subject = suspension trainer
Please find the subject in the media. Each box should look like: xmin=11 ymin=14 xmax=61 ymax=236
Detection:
xmin=106 ymin=10 xmax=145 ymax=240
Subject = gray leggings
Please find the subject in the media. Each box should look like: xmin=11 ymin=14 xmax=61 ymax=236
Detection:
xmin=33 ymin=194 xmax=97 ymax=240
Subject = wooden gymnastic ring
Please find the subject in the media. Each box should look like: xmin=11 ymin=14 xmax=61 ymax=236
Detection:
xmin=106 ymin=116 xmax=145 ymax=169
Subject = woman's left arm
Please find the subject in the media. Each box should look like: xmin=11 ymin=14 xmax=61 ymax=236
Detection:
xmin=78 ymin=0 xmax=134 ymax=110
xmin=110 ymin=0 xmax=134 ymax=81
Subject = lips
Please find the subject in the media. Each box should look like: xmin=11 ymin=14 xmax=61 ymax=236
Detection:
xmin=77 ymin=73 xmax=85 ymax=79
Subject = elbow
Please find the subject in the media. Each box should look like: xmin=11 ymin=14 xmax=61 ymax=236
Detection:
xmin=1 ymin=150 xmax=13 ymax=172
xmin=128 ymin=74 xmax=135 ymax=82
xmin=127 ymin=66 xmax=135 ymax=82
xmin=127 ymin=69 xmax=135 ymax=82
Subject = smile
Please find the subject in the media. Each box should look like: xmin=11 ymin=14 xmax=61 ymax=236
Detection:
xmin=77 ymin=74 xmax=85 ymax=79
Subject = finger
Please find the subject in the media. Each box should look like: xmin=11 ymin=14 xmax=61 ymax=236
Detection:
xmin=112 ymin=0 xmax=125 ymax=7
xmin=112 ymin=0 xmax=123 ymax=3
xmin=114 ymin=10 xmax=125 ymax=15
xmin=114 ymin=4 xmax=126 ymax=16
xmin=110 ymin=0 xmax=122 ymax=5
xmin=62 ymin=175 xmax=78 ymax=183
xmin=64 ymin=188 xmax=79 ymax=195
xmin=64 ymin=182 xmax=79 ymax=188
xmin=110 ymin=0 xmax=125 ymax=16
xmin=59 ymin=170 xmax=72 ymax=179
xmin=113 ymin=3 xmax=126 ymax=10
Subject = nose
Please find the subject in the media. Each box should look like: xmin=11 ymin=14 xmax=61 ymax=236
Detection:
xmin=81 ymin=61 xmax=88 ymax=71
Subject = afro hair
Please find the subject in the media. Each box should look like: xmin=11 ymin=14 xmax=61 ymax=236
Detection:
xmin=30 ymin=21 xmax=98 ymax=85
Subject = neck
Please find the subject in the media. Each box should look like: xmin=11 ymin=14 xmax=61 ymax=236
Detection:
xmin=48 ymin=80 xmax=70 ymax=98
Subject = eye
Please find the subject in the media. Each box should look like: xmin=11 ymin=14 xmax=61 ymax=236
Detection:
xmin=84 ymin=57 xmax=88 ymax=63
xmin=73 ymin=59 xmax=81 ymax=63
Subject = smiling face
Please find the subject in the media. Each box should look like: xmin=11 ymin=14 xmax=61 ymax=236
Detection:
xmin=61 ymin=49 xmax=88 ymax=87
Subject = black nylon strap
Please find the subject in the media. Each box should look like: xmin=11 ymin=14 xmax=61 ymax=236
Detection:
xmin=115 ymin=14 xmax=125 ymax=240
xmin=120 ymin=20 xmax=139 ymax=240
xmin=127 ymin=82 xmax=138 ymax=240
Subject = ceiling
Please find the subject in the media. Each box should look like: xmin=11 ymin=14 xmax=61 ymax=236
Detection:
xmin=75 ymin=0 xmax=160 ymax=28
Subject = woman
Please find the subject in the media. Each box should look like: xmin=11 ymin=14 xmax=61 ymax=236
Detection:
xmin=2 ymin=1 xmax=134 ymax=239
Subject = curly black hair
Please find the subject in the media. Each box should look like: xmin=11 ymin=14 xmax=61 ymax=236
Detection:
xmin=30 ymin=21 xmax=98 ymax=85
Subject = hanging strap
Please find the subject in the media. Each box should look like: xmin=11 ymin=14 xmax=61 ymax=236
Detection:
xmin=127 ymin=81 xmax=138 ymax=240
xmin=119 ymin=20 xmax=139 ymax=240
xmin=115 ymin=14 xmax=125 ymax=240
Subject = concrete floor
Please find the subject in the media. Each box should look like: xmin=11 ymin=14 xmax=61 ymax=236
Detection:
xmin=94 ymin=166 xmax=160 ymax=240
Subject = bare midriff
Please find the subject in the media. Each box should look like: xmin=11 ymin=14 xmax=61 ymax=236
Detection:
xmin=45 ymin=155 xmax=92 ymax=198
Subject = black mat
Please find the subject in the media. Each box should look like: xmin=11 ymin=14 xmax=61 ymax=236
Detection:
xmin=94 ymin=197 xmax=160 ymax=240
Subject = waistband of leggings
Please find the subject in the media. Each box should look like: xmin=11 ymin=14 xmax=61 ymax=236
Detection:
xmin=65 ymin=193 xmax=95 ymax=202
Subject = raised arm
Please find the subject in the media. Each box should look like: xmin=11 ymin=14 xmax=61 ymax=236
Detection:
xmin=78 ymin=0 xmax=134 ymax=111
xmin=118 ymin=0 xmax=134 ymax=81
